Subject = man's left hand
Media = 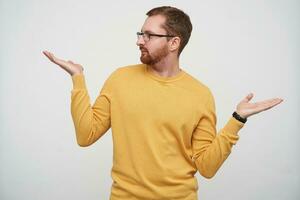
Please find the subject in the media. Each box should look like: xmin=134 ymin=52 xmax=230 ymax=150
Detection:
xmin=236 ymin=93 xmax=283 ymax=119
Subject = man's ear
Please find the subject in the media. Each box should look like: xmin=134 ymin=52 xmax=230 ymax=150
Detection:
xmin=169 ymin=36 xmax=181 ymax=52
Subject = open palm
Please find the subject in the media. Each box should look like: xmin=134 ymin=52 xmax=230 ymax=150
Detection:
xmin=236 ymin=93 xmax=283 ymax=119
xmin=43 ymin=50 xmax=84 ymax=76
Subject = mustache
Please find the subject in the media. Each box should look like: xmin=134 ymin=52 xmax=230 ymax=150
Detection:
xmin=139 ymin=47 xmax=148 ymax=52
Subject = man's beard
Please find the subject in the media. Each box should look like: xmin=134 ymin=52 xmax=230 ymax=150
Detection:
xmin=139 ymin=45 xmax=169 ymax=65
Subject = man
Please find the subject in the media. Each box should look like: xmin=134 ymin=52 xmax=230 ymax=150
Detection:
xmin=43 ymin=6 xmax=283 ymax=200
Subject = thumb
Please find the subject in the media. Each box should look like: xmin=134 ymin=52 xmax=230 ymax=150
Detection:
xmin=242 ymin=92 xmax=254 ymax=103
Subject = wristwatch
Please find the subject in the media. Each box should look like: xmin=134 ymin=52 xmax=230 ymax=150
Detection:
xmin=232 ymin=111 xmax=247 ymax=123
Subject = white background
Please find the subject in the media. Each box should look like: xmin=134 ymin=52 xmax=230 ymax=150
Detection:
xmin=0 ymin=0 xmax=299 ymax=199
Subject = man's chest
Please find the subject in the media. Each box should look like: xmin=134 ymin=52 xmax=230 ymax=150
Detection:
xmin=112 ymin=81 xmax=205 ymax=129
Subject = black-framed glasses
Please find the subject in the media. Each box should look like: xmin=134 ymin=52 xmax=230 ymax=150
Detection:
xmin=136 ymin=32 xmax=175 ymax=42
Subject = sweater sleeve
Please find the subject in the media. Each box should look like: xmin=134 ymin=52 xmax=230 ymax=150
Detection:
xmin=191 ymin=90 xmax=244 ymax=178
xmin=70 ymin=73 xmax=114 ymax=147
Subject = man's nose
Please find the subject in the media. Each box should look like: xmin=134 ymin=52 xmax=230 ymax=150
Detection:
xmin=136 ymin=36 xmax=145 ymax=46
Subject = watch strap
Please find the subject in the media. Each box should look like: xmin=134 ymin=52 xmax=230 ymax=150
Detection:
xmin=232 ymin=111 xmax=247 ymax=123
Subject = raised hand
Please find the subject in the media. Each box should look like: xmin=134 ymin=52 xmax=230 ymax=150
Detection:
xmin=236 ymin=93 xmax=283 ymax=119
xmin=42 ymin=50 xmax=84 ymax=76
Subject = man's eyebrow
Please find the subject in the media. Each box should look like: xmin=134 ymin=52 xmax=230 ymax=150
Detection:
xmin=141 ymin=29 xmax=155 ymax=34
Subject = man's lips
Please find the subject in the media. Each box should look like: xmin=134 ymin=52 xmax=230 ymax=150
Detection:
xmin=139 ymin=48 xmax=148 ymax=53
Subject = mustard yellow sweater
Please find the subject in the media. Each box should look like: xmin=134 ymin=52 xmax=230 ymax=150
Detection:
xmin=71 ymin=64 xmax=244 ymax=200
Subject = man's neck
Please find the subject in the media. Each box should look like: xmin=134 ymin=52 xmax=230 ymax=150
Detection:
xmin=147 ymin=55 xmax=181 ymax=78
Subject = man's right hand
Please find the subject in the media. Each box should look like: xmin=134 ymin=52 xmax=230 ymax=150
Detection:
xmin=43 ymin=50 xmax=84 ymax=76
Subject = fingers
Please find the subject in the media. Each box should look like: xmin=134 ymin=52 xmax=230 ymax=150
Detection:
xmin=42 ymin=50 xmax=84 ymax=76
xmin=43 ymin=51 xmax=79 ymax=66
xmin=43 ymin=50 xmax=68 ymax=67
xmin=255 ymin=98 xmax=283 ymax=106
xmin=237 ymin=95 xmax=284 ymax=118
xmin=43 ymin=50 xmax=57 ymax=62
xmin=246 ymin=93 xmax=254 ymax=101
xmin=262 ymin=98 xmax=283 ymax=109
xmin=42 ymin=50 xmax=51 ymax=59
xmin=248 ymin=93 xmax=254 ymax=98
xmin=42 ymin=50 xmax=52 ymax=58
xmin=253 ymin=98 xmax=283 ymax=113
xmin=240 ymin=92 xmax=254 ymax=103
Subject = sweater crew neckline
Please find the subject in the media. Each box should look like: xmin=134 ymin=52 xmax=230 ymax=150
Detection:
xmin=143 ymin=64 xmax=186 ymax=83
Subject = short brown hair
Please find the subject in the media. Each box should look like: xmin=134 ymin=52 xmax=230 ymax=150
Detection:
xmin=146 ymin=6 xmax=193 ymax=57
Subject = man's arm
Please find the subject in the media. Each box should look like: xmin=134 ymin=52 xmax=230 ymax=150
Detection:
xmin=192 ymin=91 xmax=283 ymax=178
xmin=192 ymin=92 xmax=243 ymax=178
xmin=71 ymin=74 xmax=112 ymax=147
xmin=43 ymin=50 xmax=113 ymax=147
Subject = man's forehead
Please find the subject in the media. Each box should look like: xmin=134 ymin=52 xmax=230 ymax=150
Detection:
xmin=141 ymin=15 xmax=166 ymax=33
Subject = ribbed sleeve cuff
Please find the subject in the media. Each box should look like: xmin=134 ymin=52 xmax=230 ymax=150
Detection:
xmin=71 ymin=74 xmax=87 ymax=89
xmin=223 ymin=117 xmax=245 ymax=136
